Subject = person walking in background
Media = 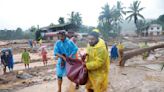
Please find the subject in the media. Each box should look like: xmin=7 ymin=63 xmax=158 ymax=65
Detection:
xmin=8 ymin=50 xmax=14 ymax=71
xmin=0 ymin=53 xmax=3 ymax=75
xmin=110 ymin=44 xmax=119 ymax=63
xmin=84 ymin=31 xmax=110 ymax=92
xmin=41 ymin=48 xmax=48 ymax=66
xmin=70 ymin=35 xmax=79 ymax=59
xmin=28 ymin=39 xmax=33 ymax=48
xmin=141 ymin=42 xmax=149 ymax=60
xmin=39 ymin=38 xmax=42 ymax=47
xmin=21 ymin=49 xmax=30 ymax=69
xmin=54 ymin=31 xmax=78 ymax=92
xmin=117 ymin=42 xmax=124 ymax=66
xmin=1 ymin=51 xmax=8 ymax=74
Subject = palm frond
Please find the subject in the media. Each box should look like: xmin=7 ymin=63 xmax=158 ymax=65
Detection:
xmin=126 ymin=10 xmax=133 ymax=13
xmin=129 ymin=6 xmax=135 ymax=11
xmin=122 ymin=11 xmax=126 ymax=15
xmin=138 ymin=7 xmax=145 ymax=11
xmin=136 ymin=1 xmax=141 ymax=10
xmin=138 ymin=13 xmax=145 ymax=19
xmin=126 ymin=14 xmax=134 ymax=22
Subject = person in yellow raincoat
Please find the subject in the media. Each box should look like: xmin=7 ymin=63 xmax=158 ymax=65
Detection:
xmin=39 ymin=38 xmax=42 ymax=46
xmin=84 ymin=31 xmax=110 ymax=92
xmin=140 ymin=42 xmax=149 ymax=60
xmin=117 ymin=42 xmax=124 ymax=66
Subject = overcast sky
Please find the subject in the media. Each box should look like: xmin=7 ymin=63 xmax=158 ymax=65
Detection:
xmin=0 ymin=0 xmax=163 ymax=30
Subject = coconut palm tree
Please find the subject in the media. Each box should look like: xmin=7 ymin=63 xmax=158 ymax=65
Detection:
xmin=68 ymin=11 xmax=82 ymax=31
xmin=112 ymin=1 xmax=126 ymax=22
xmin=112 ymin=1 xmax=126 ymax=34
xmin=99 ymin=4 xmax=113 ymax=25
xmin=126 ymin=1 xmax=145 ymax=23
xmin=126 ymin=1 xmax=145 ymax=29
xmin=68 ymin=11 xmax=82 ymax=27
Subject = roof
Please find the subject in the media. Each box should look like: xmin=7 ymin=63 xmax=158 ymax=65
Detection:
xmin=40 ymin=23 xmax=78 ymax=32
xmin=149 ymin=24 xmax=162 ymax=27
xmin=48 ymin=23 xmax=70 ymax=29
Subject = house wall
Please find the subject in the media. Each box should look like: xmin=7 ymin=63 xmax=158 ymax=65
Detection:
xmin=148 ymin=24 xmax=162 ymax=36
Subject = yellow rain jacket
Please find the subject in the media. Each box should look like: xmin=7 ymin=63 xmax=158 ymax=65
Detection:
xmin=86 ymin=38 xmax=110 ymax=92
xmin=117 ymin=43 xmax=124 ymax=50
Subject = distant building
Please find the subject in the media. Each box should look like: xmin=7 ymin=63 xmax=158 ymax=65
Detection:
xmin=141 ymin=24 xmax=163 ymax=36
xmin=39 ymin=23 xmax=78 ymax=40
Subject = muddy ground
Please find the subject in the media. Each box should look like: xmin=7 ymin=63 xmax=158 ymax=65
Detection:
xmin=0 ymin=40 xmax=164 ymax=92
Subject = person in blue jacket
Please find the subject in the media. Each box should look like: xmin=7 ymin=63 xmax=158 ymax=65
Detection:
xmin=1 ymin=48 xmax=14 ymax=73
xmin=8 ymin=49 xmax=14 ymax=71
xmin=54 ymin=31 xmax=78 ymax=92
xmin=110 ymin=44 xmax=119 ymax=63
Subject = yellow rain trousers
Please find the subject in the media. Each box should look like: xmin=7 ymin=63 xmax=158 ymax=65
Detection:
xmin=86 ymin=38 xmax=110 ymax=92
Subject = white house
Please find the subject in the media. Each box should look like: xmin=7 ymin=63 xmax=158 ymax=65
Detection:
xmin=148 ymin=24 xmax=162 ymax=35
xmin=142 ymin=24 xmax=162 ymax=36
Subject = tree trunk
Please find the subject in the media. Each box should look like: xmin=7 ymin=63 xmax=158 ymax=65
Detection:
xmin=120 ymin=43 xmax=164 ymax=66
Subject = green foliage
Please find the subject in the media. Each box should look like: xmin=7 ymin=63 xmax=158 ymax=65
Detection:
xmin=49 ymin=23 xmax=55 ymax=27
xmin=98 ymin=3 xmax=113 ymax=38
xmin=157 ymin=14 xmax=164 ymax=30
xmin=148 ymin=15 xmax=164 ymax=30
xmin=0 ymin=28 xmax=24 ymax=40
xmin=79 ymin=25 xmax=94 ymax=33
xmin=157 ymin=15 xmax=164 ymax=22
xmin=98 ymin=2 xmax=125 ymax=40
xmin=28 ymin=26 xmax=38 ymax=33
xmin=58 ymin=17 xmax=65 ymax=24
xmin=126 ymin=0 xmax=145 ymax=36
xmin=0 ymin=26 xmax=36 ymax=40
xmin=98 ymin=23 xmax=112 ymax=40
xmin=68 ymin=11 xmax=82 ymax=31
xmin=99 ymin=4 xmax=112 ymax=24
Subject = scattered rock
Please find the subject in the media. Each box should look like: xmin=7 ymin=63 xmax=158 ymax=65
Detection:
xmin=17 ymin=71 xmax=24 ymax=75
xmin=16 ymin=73 xmax=33 ymax=79
xmin=43 ymin=78 xmax=50 ymax=81
xmin=30 ymin=72 xmax=39 ymax=76
xmin=43 ymin=77 xmax=53 ymax=81
xmin=121 ymin=73 xmax=127 ymax=75
xmin=21 ymin=80 xmax=36 ymax=86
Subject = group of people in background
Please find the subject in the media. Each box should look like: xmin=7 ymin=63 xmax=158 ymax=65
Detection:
xmin=0 ymin=38 xmax=47 ymax=74
xmin=110 ymin=42 xmax=124 ymax=66
xmin=0 ymin=49 xmax=14 ymax=74
xmin=110 ymin=41 xmax=150 ymax=66
xmin=22 ymin=38 xmax=47 ymax=68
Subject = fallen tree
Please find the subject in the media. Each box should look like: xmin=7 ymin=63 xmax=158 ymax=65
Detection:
xmin=120 ymin=43 xmax=164 ymax=66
